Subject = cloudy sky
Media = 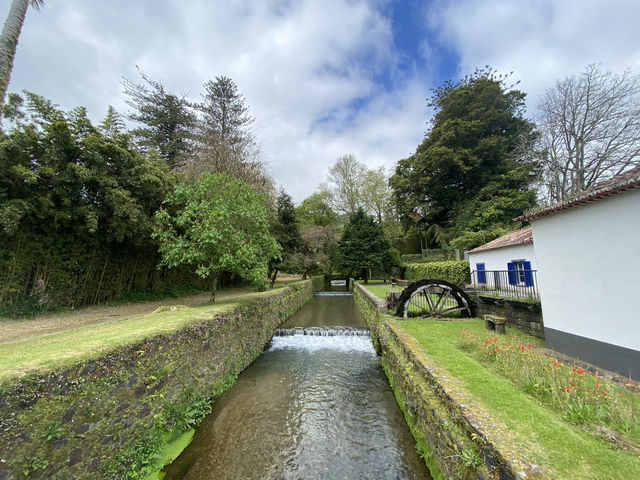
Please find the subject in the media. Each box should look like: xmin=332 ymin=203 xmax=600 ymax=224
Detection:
xmin=3 ymin=0 xmax=639 ymax=202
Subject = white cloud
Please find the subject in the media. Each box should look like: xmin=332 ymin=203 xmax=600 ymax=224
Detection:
xmin=428 ymin=0 xmax=640 ymax=113
xmin=4 ymin=0 xmax=427 ymax=202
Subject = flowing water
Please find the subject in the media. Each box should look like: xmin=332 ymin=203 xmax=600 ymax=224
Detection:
xmin=163 ymin=290 xmax=432 ymax=480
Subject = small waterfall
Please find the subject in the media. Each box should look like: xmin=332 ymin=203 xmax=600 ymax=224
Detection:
xmin=314 ymin=291 xmax=353 ymax=296
xmin=274 ymin=326 xmax=369 ymax=337
xmin=269 ymin=327 xmax=373 ymax=353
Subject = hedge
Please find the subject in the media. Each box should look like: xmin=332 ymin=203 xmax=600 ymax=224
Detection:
xmin=404 ymin=260 xmax=470 ymax=285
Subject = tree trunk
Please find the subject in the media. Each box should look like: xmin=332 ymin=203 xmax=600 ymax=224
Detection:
xmin=270 ymin=268 xmax=279 ymax=288
xmin=210 ymin=271 xmax=219 ymax=302
xmin=0 ymin=0 xmax=30 ymax=118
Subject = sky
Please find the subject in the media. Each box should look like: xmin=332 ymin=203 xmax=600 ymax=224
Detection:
xmin=3 ymin=0 xmax=640 ymax=202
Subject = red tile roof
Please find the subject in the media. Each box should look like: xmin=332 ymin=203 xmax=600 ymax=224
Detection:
xmin=468 ymin=226 xmax=533 ymax=253
xmin=516 ymin=165 xmax=640 ymax=222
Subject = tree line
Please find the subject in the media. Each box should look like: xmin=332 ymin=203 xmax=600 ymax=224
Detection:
xmin=299 ymin=64 xmax=640 ymax=255
xmin=2 ymin=46 xmax=639 ymax=313
xmin=0 ymin=71 xmax=285 ymax=315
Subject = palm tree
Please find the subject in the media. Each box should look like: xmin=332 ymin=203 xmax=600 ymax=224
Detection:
xmin=0 ymin=0 xmax=44 ymax=117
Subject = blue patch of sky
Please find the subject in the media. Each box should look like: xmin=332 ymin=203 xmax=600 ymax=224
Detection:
xmin=310 ymin=0 xmax=461 ymax=133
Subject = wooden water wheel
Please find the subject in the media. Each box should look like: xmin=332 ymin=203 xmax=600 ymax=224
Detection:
xmin=395 ymin=279 xmax=474 ymax=319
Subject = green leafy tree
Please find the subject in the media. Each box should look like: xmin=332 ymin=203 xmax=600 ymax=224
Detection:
xmin=153 ymin=172 xmax=281 ymax=301
xmin=0 ymin=92 xmax=174 ymax=311
xmin=321 ymin=154 xmax=366 ymax=215
xmin=360 ymin=166 xmax=393 ymax=224
xmin=0 ymin=0 xmax=43 ymax=118
xmin=391 ymin=67 xmax=539 ymax=239
xmin=122 ymin=69 xmax=196 ymax=168
xmin=270 ymin=191 xmax=303 ymax=286
xmin=336 ymin=208 xmax=392 ymax=283
xmin=295 ymin=191 xmax=338 ymax=228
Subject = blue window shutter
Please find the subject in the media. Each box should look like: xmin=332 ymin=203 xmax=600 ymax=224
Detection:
xmin=507 ymin=262 xmax=517 ymax=285
xmin=476 ymin=263 xmax=486 ymax=284
xmin=523 ymin=261 xmax=533 ymax=287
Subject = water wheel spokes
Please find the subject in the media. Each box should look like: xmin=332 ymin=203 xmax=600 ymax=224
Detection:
xmin=395 ymin=279 xmax=474 ymax=319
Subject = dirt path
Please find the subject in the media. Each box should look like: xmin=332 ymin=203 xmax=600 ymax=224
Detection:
xmin=0 ymin=279 xmax=302 ymax=345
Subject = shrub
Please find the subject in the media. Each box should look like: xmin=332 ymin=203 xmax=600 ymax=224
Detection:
xmin=405 ymin=260 xmax=470 ymax=285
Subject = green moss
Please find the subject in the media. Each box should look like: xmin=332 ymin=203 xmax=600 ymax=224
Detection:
xmin=0 ymin=277 xmax=323 ymax=480
xmin=143 ymin=429 xmax=195 ymax=480
xmin=381 ymin=358 xmax=446 ymax=480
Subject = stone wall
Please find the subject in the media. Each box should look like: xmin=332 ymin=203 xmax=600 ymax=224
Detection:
xmin=353 ymin=282 xmax=543 ymax=480
xmin=470 ymin=293 xmax=544 ymax=338
xmin=0 ymin=277 xmax=323 ymax=480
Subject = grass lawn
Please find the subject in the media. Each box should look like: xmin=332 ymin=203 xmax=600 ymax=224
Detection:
xmin=400 ymin=319 xmax=640 ymax=478
xmin=362 ymin=280 xmax=403 ymax=302
xmin=0 ymin=279 xmax=305 ymax=381
xmin=362 ymin=282 xmax=640 ymax=478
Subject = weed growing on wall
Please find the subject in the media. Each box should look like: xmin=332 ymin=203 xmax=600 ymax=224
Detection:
xmin=459 ymin=328 xmax=640 ymax=449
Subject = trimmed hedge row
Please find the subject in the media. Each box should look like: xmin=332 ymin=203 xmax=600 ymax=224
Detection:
xmin=405 ymin=260 xmax=470 ymax=285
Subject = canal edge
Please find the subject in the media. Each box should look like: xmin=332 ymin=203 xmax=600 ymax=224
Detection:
xmin=0 ymin=277 xmax=324 ymax=480
xmin=352 ymin=281 xmax=542 ymax=480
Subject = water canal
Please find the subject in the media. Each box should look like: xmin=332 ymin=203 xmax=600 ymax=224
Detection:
xmin=163 ymin=288 xmax=432 ymax=479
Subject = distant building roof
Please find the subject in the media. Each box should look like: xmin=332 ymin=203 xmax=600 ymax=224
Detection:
xmin=516 ymin=165 xmax=640 ymax=222
xmin=468 ymin=226 xmax=533 ymax=254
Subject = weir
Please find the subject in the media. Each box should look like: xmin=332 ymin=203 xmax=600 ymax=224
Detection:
xmin=162 ymin=292 xmax=431 ymax=480
xmin=273 ymin=326 xmax=369 ymax=336
xmin=314 ymin=291 xmax=353 ymax=296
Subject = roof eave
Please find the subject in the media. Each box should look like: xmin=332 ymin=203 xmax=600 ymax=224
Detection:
xmin=515 ymin=180 xmax=640 ymax=222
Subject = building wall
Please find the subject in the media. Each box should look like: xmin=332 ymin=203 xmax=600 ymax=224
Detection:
xmin=468 ymin=244 xmax=537 ymax=273
xmin=531 ymin=189 xmax=640 ymax=378
xmin=468 ymin=244 xmax=537 ymax=291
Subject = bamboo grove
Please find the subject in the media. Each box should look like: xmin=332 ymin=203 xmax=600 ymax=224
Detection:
xmin=0 ymin=93 xmax=210 ymax=316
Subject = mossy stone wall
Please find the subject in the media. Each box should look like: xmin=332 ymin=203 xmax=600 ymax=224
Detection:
xmin=353 ymin=282 xmax=533 ymax=480
xmin=0 ymin=277 xmax=323 ymax=480
xmin=470 ymin=293 xmax=544 ymax=338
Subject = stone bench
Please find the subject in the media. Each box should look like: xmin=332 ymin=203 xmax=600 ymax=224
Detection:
xmin=484 ymin=314 xmax=506 ymax=334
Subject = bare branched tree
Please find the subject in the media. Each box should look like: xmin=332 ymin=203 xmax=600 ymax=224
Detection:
xmin=536 ymin=65 xmax=640 ymax=203
xmin=322 ymin=154 xmax=366 ymax=215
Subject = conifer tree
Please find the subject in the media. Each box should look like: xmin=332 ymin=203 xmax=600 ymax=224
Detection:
xmin=270 ymin=191 xmax=303 ymax=286
xmin=122 ymin=70 xmax=195 ymax=168
xmin=336 ymin=208 xmax=392 ymax=283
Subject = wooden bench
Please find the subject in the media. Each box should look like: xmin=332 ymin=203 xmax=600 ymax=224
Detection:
xmin=484 ymin=314 xmax=506 ymax=334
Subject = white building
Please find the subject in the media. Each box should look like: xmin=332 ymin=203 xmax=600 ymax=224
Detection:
xmin=517 ymin=166 xmax=640 ymax=379
xmin=467 ymin=227 xmax=538 ymax=299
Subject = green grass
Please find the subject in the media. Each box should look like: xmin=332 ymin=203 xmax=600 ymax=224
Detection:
xmin=364 ymin=281 xmax=403 ymax=302
xmin=399 ymin=319 xmax=640 ymax=479
xmin=0 ymin=281 xmax=305 ymax=381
